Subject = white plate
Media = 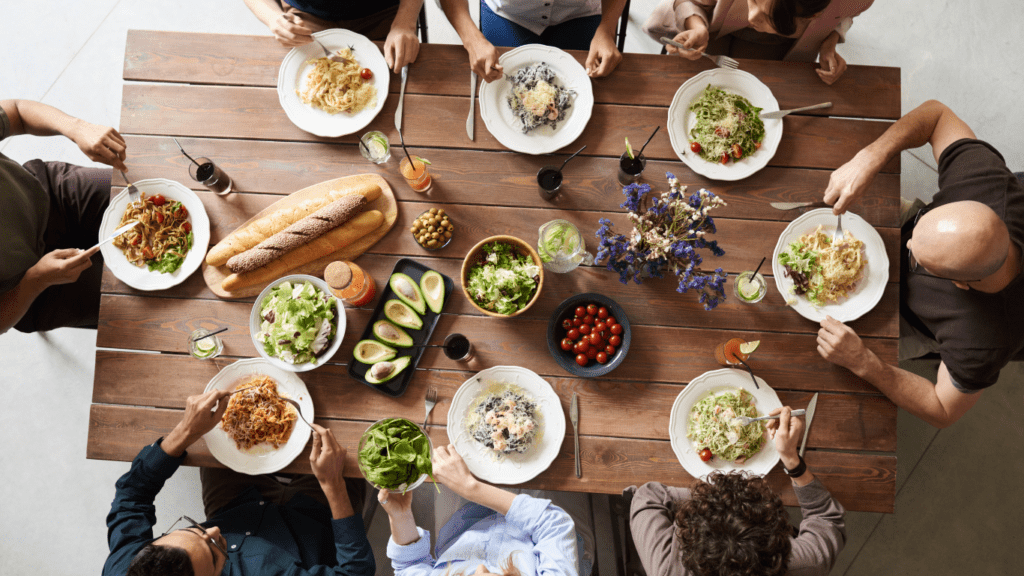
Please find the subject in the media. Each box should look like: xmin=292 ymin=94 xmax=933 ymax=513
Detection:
xmin=202 ymin=358 xmax=314 ymax=475
xmin=277 ymin=29 xmax=390 ymax=137
xmin=669 ymin=368 xmax=781 ymax=479
xmin=771 ymin=209 xmax=889 ymax=323
xmin=98 ymin=179 xmax=210 ymax=291
xmin=667 ymin=68 xmax=782 ymax=181
xmin=478 ymin=44 xmax=594 ymax=155
xmin=250 ymin=275 xmax=346 ymax=372
xmin=446 ymin=365 xmax=566 ymax=484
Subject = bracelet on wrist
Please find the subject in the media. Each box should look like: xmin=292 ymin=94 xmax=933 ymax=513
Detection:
xmin=783 ymin=455 xmax=807 ymax=478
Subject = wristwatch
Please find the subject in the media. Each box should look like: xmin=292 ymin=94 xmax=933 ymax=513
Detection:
xmin=783 ymin=456 xmax=807 ymax=478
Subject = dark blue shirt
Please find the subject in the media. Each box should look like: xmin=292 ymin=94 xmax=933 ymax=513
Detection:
xmin=284 ymin=0 xmax=400 ymax=21
xmin=103 ymin=440 xmax=375 ymax=576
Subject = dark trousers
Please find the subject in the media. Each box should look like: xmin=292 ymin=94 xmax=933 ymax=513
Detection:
xmin=201 ymin=467 xmax=367 ymax=520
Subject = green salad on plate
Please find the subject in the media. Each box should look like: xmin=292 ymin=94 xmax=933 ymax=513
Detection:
xmin=256 ymin=280 xmax=336 ymax=365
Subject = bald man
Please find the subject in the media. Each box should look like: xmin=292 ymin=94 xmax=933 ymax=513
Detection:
xmin=813 ymin=100 xmax=1024 ymax=428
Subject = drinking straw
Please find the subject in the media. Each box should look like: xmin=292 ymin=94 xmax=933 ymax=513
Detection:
xmin=636 ymin=126 xmax=661 ymax=158
xmin=736 ymin=357 xmax=759 ymax=389
xmin=396 ymin=127 xmax=414 ymax=165
xmin=172 ymin=138 xmax=200 ymax=166
xmin=559 ymin=145 xmax=587 ymax=171
xmin=752 ymin=256 xmax=767 ymax=277
xmin=191 ymin=327 xmax=228 ymax=342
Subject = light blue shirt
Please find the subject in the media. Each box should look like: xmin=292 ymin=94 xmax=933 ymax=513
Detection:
xmin=387 ymin=494 xmax=579 ymax=575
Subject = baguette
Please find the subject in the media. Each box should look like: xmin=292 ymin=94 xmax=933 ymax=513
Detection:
xmin=226 ymin=194 xmax=366 ymax=273
xmin=221 ymin=210 xmax=385 ymax=293
xmin=206 ymin=181 xmax=382 ymax=266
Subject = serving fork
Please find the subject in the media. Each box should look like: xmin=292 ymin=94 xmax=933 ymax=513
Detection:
xmin=732 ymin=409 xmax=805 ymax=427
xmin=119 ymin=170 xmax=140 ymax=203
xmin=660 ymin=37 xmax=738 ymax=70
xmin=423 ymin=388 xmax=438 ymax=429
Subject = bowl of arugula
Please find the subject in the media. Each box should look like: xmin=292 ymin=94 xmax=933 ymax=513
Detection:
xmin=357 ymin=418 xmax=436 ymax=493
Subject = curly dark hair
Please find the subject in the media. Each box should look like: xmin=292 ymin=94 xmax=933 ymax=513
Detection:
xmin=770 ymin=0 xmax=832 ymax=36
xmin=127 ymin=544 xmax=195 ymax=576
xmin=673 ymin=471 xmax=793 ymax=576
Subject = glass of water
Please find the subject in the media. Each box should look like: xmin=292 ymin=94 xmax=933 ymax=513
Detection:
xmin=359 ymin=131 xmax=391 ymax=164
xmin=537 ymin=219 xmax=593 ymax=273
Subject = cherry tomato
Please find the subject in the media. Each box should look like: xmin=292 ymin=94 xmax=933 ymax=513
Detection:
xmin=610 ymin=323 xmax=623 ymax=335
xmin=605 ymin=344 xmax=617 ymax=355
xmin=561 ymin=338 xmax=573 ymax=351
xmin=573 ymin=318 xmax=583 ymax=327
xmin=360 ymin=68 xmax=373 ymax=80
xmin=576 ymin=354 xmax=588 ymax=367
xmin=183 ymin=222 xmax=192 ymax=233
xmin=731 ymin=144 xmax=743 ymax=159
xmin=576 ymin=339 xmax=590 ymax=353
xmin=579 ymin=324 xmax=591 ymax=336
xmin=608 ymin=334 xmax=622 ymax=347
xmin=567 ymin=328 xmax=580 ymax=341
xmin=155 ymin=212 xmax=164 ymax=224
xmin=175 ymin=206 xmax=189 ymax=219
xmin=583 ymin=315 xmax=595 ymax=325
xmin=598 ymin=307 xmax=609 ymax=319
xmin=575 ymin=306 xmax=587 ymax=317
xmin=690 ymin=141 xmax=702 ymax=153
xmin=594 ymin=321 xmax=606 ymax=333
xmin=699 ymin=448 xmax=713 ymax=462
xmin=151 ymin=194 xmax=166 ymax=206
xmin=589 ymin=333 xmax=603 ymax=347
xmin=755 ymin=141 xmax=763 ymax=150
xmin=720 ymin=153 xmax=730 ymax=165
xmin=586 ymin=304 xmax=598 ymax=315
xmin=606 ymin=316 xmax=617 ymax=326
xmin=596 ymin=351 xmax=608 ymax=364
xmin=131 ymin=235 xmax=140 ymax=246
xmin=142 ymin=247 xmax=154 ymax=260
xmin=562 ymin=319 xmax=573 ymax=330
xmin=586 ymin=347 xmax=598 ymax=359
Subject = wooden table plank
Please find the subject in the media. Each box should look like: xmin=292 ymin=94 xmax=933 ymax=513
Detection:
xmin=119 ymin=84 xmax=900 ymax=172
xmin=93 ymin=351 xmax=896 ymax=452
xmin=124 ymin=31 xmax=900 ymax=120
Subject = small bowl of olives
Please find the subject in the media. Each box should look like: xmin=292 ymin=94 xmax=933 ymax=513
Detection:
xmin=411 ymin=208 xmax=454 ymax=251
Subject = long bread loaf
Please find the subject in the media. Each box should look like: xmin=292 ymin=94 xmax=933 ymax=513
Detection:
xmin=226 ymin=194 xmax=366 ymax=273
xmin=206 ymin=181 xmax=382 ymax=266
xmin=221 ymin=210 xmax=385 ymax=293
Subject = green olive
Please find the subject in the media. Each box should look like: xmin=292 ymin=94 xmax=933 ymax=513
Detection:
xmin=427 ymin=239 xmax=438 ymax=247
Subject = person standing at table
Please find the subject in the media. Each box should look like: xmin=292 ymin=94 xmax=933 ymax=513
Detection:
xmin=242 ymin=0 xmax=424 ymax=72
xmin=378 ymin=444 xmax=595 ymax=576
xmin=103 ymin=388 xmax=375 ymax=576
xmin=642 ymin=0 xmax=874 ymax=85
xmin=1 ymin=99 xmax=127 ymax=335
xmin=438 ymin=0 xmax=628 ymax=81
xmin=628 ymin=407 xmax=846 ymax=576
xmin=817 ymin=99 xmax=1024 ymax=428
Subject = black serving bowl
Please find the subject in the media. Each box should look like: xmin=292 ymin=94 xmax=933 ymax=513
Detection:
xmin=546 ymin=293 xmax=631 ymax=378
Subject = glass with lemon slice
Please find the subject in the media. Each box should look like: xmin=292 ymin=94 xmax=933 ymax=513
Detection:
xmin=188 ymin=329 xmax=223 ymax=360
xmin=359 ymin=131 xmax=391 ymax=164
xmin=734 ymin=270 xmax=767 ymax=304
xmin=714 ymin=338 xmax=759 ymax=367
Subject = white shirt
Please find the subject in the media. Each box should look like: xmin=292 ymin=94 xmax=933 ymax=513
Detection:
xmin=484 ymin=0 xmax=603 ymax=36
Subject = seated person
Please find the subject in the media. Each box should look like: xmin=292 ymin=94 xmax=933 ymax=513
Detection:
xmin=379 ymin=444 xmax=593 ymax=575
xmin=643 ymin=0 xmax=875 ymax=85
xmin=242 ymin=0 xmax=424 ymax=71
xmin=439 ymin=0 xmax=627 ymax=81
xmin=818 ymin=99 xmax=1024 ymax=428
xmin=103 ymin=388 xmax=375 ymax=576
xmin=1 ymin=99 xmax=126 ymax=334
xmin=629 ymin=407 xmax=846 ymax=576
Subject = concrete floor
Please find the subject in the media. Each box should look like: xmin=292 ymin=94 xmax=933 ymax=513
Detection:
xmin=2 ymin=1 xmax=1023 ymax=575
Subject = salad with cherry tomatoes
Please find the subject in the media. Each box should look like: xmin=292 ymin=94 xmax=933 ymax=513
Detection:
xmin=688 ymin=85 xmax=764 ymax=165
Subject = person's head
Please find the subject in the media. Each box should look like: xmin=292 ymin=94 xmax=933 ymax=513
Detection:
xmin=128 ymin=517 xmax=227 ymax=576
xmin=673 ymin=471 xmax=792 ymax=576
xmin=747 ymin=0 xmax=832 ymax=36
xmin=908 ymin=201 xmax=1011 ymax=290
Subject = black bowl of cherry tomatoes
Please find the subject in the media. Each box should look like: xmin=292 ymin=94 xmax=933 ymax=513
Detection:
xmin=546 ymin=293 xmax=631 ymax=378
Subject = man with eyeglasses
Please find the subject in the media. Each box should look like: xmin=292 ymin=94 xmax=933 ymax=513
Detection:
xmin=102 ymin=388 xmax=375 ymax=576
xmin=810 ymin=99 xmax=1023 ymax=429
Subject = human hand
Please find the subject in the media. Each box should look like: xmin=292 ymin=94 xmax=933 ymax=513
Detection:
xmin=822 ymin=149 xmax=881 ymax=214
xmin=310 ymin=423 xmax=347 ymax=490
xmin=766 ymin=406 xmax=804 ymax=467
xmin=176 ymin=388 xmax=232 ymax=443
xmin=384 ymin=25 xmax=420 ymax=73
xmin=432 ymin=444 xmax=477 ymax=495
xmin=816 ymin=43 xmax=847 ymax=86
xmin=270 ymin=13 xmax=314 ymax=47
xmin=377 ymin=487 xmax=414 ymax=516
xmin=586 ymin=28 xmax=622 ymax=77
xmin=466 ymin=36 xmax=503 ymax=83
xmin=666 ymin=28 xmax=709 ymax=60
xmin=26 ymin=247 xmax=99 ymax=288
xmin=817 ymin=316 xmax=873 ymax=376
xmin=68 ymin=121 xmax=127 ymax=172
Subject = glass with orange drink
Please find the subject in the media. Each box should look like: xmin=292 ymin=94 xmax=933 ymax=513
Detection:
xmin=714 ymin=338 xmax=759 ymax=366
xmin=400 ymin=156 xmax=432 ymax=192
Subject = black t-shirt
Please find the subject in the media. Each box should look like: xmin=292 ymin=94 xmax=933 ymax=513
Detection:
xmin=0 ymin=108 xmax=50 ymax=294
xmin=284 ymin=0 xmax=400 ymax=21
xmin=901 ymin=139 xmax=1024 ymax=390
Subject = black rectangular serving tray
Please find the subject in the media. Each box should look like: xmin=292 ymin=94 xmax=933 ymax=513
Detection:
xmin=347 ymin=258 xmax=454 ymax=397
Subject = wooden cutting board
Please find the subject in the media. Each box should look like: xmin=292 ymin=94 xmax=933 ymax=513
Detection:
xmin=203 ymin=173 xmax=397 ymax=299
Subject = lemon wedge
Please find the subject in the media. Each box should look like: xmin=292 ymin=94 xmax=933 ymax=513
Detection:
xmin=739 ymin=340 xmax=760 ymax=355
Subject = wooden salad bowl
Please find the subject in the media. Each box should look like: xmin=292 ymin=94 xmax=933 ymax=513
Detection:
xmin=461 ymin=235 xmax=544 ymax=318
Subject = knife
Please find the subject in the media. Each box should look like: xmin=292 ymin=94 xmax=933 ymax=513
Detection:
xmin=770 ymin=201 xmax=829 ymax=210
xmin=570 ymin=392 xmax=581 ymax=478
xmin=467 ymin=71 xmax=477 ymax=140
xmin=90 ymin=221 xmax=140 ymax=251
xmin=799 ymin=393 xmax=818 ymax=457
xmin=760 ymin=102 xmax=832 ymax=120
xmin=395 ymin=65 xmax=408 ymax=132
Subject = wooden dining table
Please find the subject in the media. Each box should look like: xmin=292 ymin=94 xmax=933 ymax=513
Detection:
xmin=88 ymin=30 xmax=901 ymax=514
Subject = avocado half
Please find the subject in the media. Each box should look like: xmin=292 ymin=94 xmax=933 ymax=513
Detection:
xmin=373 ymin=320 xmax=414 ymax=348
xmin=390 ymin=273 xmax=426 ymax=315
xmin=419 ymin=270 xmax=445 ymax=314
xmin=384 ymin=299 xmax=423 ymax=330
xmin=353 ymin=339 xmax=397 ymax=364
xmin=365 ymin=356 xmax=412 ymax=384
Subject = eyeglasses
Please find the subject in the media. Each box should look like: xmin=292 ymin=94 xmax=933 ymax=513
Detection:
xmin=159 ymin=515 xmax=227 ymax=568
xmin=908 ymin=207 xmax=985 ymax=283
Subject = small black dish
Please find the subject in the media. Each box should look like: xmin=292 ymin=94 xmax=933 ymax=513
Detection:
xmin=546 ymin=293 xmax=631 ymax=378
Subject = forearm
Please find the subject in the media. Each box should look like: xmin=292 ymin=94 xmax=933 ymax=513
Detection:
xmin=2 ymin=99 xmax=83 ymax=140
xmin=858 ymin=100 xmax=951 ymax=170
xmin=779 ymin=453 xmax=816 ymax=487
xmin=243 ymin=0 xmax=283 ymax=26
xmin=394 ymin=0 xmax=424 ymax=31
xmin=439 ymin=0 xmax=486 ymax=44
xmin=323 ymin=482 xmax=356 ymax=520
xmin=461 ymin=479 xmax=516 ymax=515
xmin=821 ymin=30 xmax=840 ymax=52
xmin=388 ymin=510 xmax=421 ymax=546
xmin=856 ymin=353 xmax=955 ymax=428
xmin=597 ymin=0 xmax=628 ymax=35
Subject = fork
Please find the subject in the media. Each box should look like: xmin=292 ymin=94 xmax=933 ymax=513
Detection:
xmin=733 ymin=409 xmax=806 ymax=427
xmin=311 ymin=37 xmax=351 ymax=64
xmin=832 ymin=213 xmax=845 ymax=244
xmin=660 ymin=37 xmax=739 ymax=70
xmin=280 ymin=396 xmax=314 ymax=429
xmin=423 ymin=388 xmax=438 ymax=429
xmin=119 ymin=170 xmax=140 ymax=204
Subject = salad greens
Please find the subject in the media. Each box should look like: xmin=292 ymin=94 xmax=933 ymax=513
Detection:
xmin=778 ymin=239 xmax=823 ymax=305
xmin=147 ymin=229 xmax=193 ymax=274
xmin=689 ymin=86 xmax=765 ymax=162
xmin=358 ymin=418 xmax=436 ymax=493
xmin=466 ymin=242 xmax=540 ymax=315
xmin=256 ymin=280 xmax=336 ymax=365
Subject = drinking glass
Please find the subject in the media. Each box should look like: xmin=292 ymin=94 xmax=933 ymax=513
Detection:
xmin=359 ymin=131 xmax=391 ymax=164
xmin=617 ymin=152 xmax=646 ymax=186
xmin=400 ymin=156 xmax=432 ymax=192
xmin=443 ymin=333 xmax=474 ymax=362
xmin=188 ymin=329 xmax=223 ymax=360
xmin=537 ymin=219 xmax=594 ymax=273
xmin=537 ymin=165 xmax=563 ymax=200
xmin=188 ymin=157 xmax=232 ymax=195
xmin=734 ymin=271 xmax=767 ymax=304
